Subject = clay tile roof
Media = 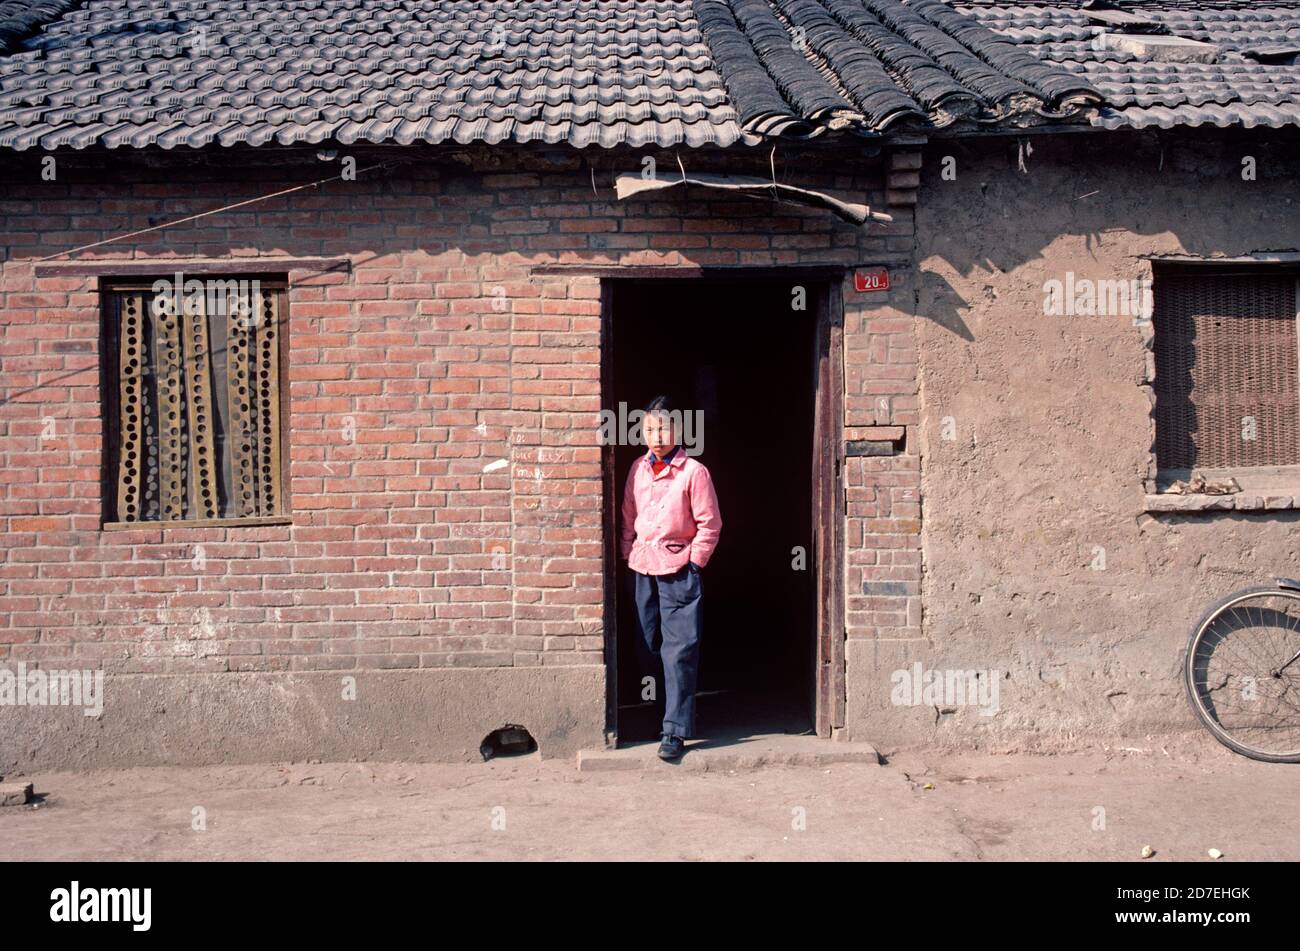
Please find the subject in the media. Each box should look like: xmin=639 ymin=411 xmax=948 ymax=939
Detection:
xmin=35 ymin=0 xmax=1292 ymax=154
xmin=694 ymin=0 xmax=1100 ymax=137
xmin=0 ymin=0 xmax=745 ymax=151
xmin=954 ymin=0 xmax=1300 ymax=129
xmin=3 ymin=0 xmax=1297 ymax=154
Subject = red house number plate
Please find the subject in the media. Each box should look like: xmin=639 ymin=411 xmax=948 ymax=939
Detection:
xmin=854 ymin=268 xmax=889 ymax=292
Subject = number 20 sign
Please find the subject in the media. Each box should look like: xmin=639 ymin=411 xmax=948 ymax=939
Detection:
xmin=854 ymin=268 xmax=889 ymax=293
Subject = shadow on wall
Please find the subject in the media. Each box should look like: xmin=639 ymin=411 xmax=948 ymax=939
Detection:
xmin=915 ymin=128 xmax=1300 ymax=340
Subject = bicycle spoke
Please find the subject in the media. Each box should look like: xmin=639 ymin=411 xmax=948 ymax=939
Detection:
xmin=1190 ymin=592 xmax=1300 ymax=758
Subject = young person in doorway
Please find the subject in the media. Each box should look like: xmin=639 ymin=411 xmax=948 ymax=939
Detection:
xmin=619 ymin=396 xmax=722 ymax=760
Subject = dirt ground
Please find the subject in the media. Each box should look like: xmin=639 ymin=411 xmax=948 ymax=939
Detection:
xmin=2 ymin=745 xmax=1297 ymax=861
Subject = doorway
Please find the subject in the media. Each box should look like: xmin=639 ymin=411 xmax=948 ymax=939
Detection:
xmin=600 ymin=274 xmax=842 ymax=745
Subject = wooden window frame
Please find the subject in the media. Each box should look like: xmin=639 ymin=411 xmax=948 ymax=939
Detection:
xmin=99 ymin=275 xmax=292 ymax=530
xmin=1152 ymin=266 xmax=1300 ymax=477
xmin=1143 ymin=260 xmax=1300 ymax=508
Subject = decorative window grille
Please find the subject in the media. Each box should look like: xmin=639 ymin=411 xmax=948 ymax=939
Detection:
xmin=105 ymin=279 xmax=286 ymax=522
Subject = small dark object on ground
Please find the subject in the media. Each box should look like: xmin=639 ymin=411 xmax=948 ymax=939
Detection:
xmin=480 ymin=725 xmax=537 ymax=760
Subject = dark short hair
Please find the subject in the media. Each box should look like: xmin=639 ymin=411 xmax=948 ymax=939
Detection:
xmin=643 ymin=395 xmax=675 ymax=415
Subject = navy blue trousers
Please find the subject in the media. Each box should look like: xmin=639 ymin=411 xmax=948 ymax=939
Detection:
xmin=628 ymin=563 xmax=704 ymax=739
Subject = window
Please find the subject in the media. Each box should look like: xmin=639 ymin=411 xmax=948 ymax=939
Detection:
xmin=104 ymin=276 xmax=287 ymax=523
xmin=1153 ymin=266 xmax=1300 ymax=473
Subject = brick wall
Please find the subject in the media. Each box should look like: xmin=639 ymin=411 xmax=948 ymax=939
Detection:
xmin=842 ymin=291 xmax=922 ymax=644
xmin=0 ymin=146 xmax=919 ymax=721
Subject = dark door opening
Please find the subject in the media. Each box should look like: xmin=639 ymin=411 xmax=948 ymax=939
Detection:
xmin=603 ymin=277 xmax=825 ymax=743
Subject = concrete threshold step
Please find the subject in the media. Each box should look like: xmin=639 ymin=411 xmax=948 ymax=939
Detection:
xmin=576 ymin=733 xmax=880 ymax=772
xmin=0 ymin=781 xmax=34 ymax=806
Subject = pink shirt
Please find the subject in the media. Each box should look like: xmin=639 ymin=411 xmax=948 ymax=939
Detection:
xmin=620 ymin=447 xmax=722 ymax=575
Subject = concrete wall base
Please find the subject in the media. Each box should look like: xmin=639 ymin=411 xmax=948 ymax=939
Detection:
xmin=0 ymin=667 xmax=606 ymax=773
xmin=842 ymin=639 xmax=1198 ymax=753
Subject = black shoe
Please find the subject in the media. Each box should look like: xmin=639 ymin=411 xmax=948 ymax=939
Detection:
xmin=657 ymin=734 xmax=685 ymax=760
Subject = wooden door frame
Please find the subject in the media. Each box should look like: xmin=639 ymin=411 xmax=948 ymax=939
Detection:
xmin=597 ymin=268 xmax=845 ymax=747
xmin=599 ymin=281 xmax=620 ymax=747
xmin=811 ymin=279 xmax=846 ymax=736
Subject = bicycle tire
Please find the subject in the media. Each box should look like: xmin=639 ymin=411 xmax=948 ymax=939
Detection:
xmin=1183 ymin=584 xmax=1300 ymax=763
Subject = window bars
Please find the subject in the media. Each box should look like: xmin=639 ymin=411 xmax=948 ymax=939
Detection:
xmin=108 ymin=281 xmax=284 ymax=522
xmin=1154 ymin=269 xmax=1300 ymax=471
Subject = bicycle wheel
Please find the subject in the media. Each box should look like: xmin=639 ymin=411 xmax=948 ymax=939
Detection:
xmin=1184 ymin=584 xmax=1300 ymax=763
